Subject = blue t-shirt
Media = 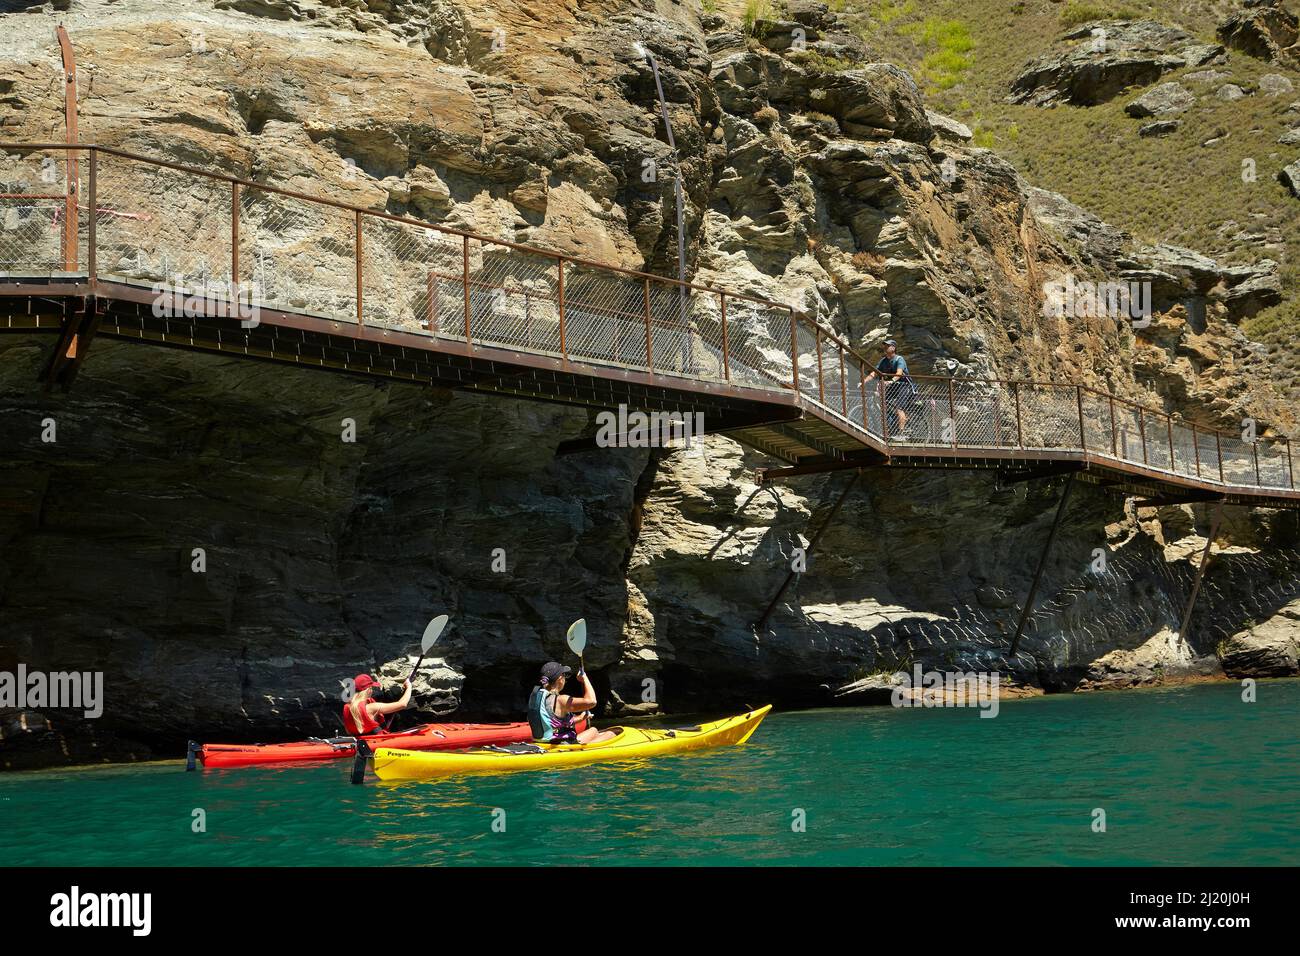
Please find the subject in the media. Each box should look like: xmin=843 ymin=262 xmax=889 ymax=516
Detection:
xmin=876 ymin=355 xmax=909 ymax=376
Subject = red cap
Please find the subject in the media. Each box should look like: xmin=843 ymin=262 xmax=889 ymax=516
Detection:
xmin=354 ymin=674 xmax=378 ymax=691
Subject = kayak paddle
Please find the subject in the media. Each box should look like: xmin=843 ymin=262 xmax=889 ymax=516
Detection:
xmin=406 ymin=614 xmax=449 ymax=681
xmin=350 ymin=614 xmax=449 ymax=785
xmin=566 ymin=618 xmax=587 ymax=678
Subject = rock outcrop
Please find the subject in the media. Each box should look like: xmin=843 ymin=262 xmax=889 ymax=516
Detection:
xmin=1010 ymin=20 xmax=1224 ymax=107
xmin=1 ymin=0 xmax=1297 ymax=769
xmin=1126 ymin=82 xmax=1196 ymax=117
xmin=1281 ymin=159 xmax=1300 ymax=198
xmin=1218 ymin=601 xmax=1300 ymax=676
xmin=1218 ymin=0 xmax=1300 ymax=63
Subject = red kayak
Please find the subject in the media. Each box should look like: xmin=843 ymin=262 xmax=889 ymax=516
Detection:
xmin=191 ymin=720 xmax=576 ymax=769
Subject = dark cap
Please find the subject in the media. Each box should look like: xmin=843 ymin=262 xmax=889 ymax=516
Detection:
xmin=883 ymin=338 xmax=897 ymax=348
xmin=539 ymin=662 xmax=572 ymax=685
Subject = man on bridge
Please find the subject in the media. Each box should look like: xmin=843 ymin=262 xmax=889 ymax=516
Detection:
xmin=865 ymin=338 xmax=914 ymax=437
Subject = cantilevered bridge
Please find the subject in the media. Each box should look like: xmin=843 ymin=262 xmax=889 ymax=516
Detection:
xmin=1 ymin=143 xmax=1296 ymax=649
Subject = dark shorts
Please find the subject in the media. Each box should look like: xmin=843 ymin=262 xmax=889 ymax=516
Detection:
xmin=885 ymin=380 xmax=915 ymax=409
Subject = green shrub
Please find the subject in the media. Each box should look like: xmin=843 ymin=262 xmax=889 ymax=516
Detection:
xmin=791 ymin=49 xmax=858 ymax=73
xmin=742 ymin=0 xmax=777 ymax=36
xmin=906 ymin=17 xmax=974 ymax=91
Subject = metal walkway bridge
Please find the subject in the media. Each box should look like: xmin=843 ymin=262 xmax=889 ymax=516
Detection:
xmin=2 ymin=144 xmax=1294 ymax=507
xmin=1 ymin=143 xmax=1296 ymax=646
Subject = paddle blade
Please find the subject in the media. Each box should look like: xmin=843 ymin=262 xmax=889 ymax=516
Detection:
xmin=421 ymin=614 xmax=449 ymax=653
xmin=566 ymin=618 xmax=587 ymax=657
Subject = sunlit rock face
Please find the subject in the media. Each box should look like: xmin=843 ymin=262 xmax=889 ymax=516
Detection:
xmin=0 ymin=0 xmax=1295 ymax=767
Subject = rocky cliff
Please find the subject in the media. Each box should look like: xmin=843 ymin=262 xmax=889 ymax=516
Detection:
xmin=1 ymin=0 xmax=1297 ymax=769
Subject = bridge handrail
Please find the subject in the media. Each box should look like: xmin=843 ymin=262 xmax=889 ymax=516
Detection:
xmin=0 ymin=141 xmax=1293 ymax=493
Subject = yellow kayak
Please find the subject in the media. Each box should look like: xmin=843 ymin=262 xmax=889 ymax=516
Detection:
xmin=370 ymin=705 xmax=772 ymax=780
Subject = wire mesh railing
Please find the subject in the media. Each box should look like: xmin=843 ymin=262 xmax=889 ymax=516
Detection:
xmin=0 ymin=143 xmax=1294 ymax=496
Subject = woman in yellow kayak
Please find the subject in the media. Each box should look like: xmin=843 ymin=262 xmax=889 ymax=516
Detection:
xmin=528 ymin=662 xmax=617 ymax=744
xmin=343 ymin=674 xmax=413 ymax=736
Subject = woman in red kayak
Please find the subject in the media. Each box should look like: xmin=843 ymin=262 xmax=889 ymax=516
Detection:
xmin=528 ymin=662 xmax=617 ymax=744
xmin=343 ymin=674 xmax=412 ymax=736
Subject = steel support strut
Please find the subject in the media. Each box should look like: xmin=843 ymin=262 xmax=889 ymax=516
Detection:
xmin=755 ymin=469 xmax=862 ymax=630
xmin=1008 ymin=472 xmax=1076 ymax=657
xmin=1177 ymin=499 xmax=1225 ymax=643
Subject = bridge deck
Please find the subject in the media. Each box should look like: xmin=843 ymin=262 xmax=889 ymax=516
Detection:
xmin=1 ymin=143 xmax=1295 ymax=508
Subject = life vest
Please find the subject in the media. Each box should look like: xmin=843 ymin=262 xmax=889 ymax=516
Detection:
xmin=342 ymin=692 xmax=387 ymax=736
xmin=528 ymin=686 xmax=575 ymax=742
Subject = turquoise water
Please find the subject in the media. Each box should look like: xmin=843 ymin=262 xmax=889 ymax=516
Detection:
xmin=2 ymin=680 xmax=1297 ymax=866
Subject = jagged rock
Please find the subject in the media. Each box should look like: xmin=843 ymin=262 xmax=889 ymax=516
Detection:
xmin=1078 ymin=628 xmax=1222 ymax=690
xmin=1281 ymin=159 xmax=1300 ymax=197
xmin=1279 ymin=126 xmax=1300 ymax=143
xmin=1139 ymin=119 xmax=1181 ymax=136
xmin=926 ymin=109 xmax=973 ymax=142
xmin=1216 ymin=83 xmax=1250 ymax=100
xmin=1010 ymin=20 xmax=1224 ymax=107
xmin=807 ymin=64 xmax=933 ymax=142
xmin=1222 ymin=265 xmax=1284 ymax=319
xmin=1184 ymin=68 xmax=1234 ymax=84
xmin=1217 ymin=601 xmax=1300 ymax=676
xmin=1217 ymin=0 xmax=1300 ymax=63
xmin=212 ymin=0 xmax=304 ymax=18
xmin=1126 ymin=82 xmax=1196 ymax=117
xmin=1259 ymin=72 xmax=1295 ymax=94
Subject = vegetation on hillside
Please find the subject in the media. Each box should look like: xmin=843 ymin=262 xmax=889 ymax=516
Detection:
xmin=753 ymin=0 xmax=1300 ymax=394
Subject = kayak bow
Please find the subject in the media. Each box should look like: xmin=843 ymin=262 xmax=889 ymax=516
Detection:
xmin=370 ymin=705 xmax=772 ymax=780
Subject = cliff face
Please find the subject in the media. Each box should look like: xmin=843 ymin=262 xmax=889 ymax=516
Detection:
xmin=1 ymin=0 xmax=1297 ymax=768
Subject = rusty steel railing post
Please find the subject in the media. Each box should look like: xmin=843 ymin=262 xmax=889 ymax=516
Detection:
xmin=1288 ymin=438 xmax=1295 ymax=490
xmin=814 ymin=326 xmax=825 ymax=404
xmin=557 ymin=256 xmax=567 ymax=361
xmin=230 ymin=181 xmax=239 ymax=299
xmin=1166 ymin=417 xmax=1175 ymax=472
xmin=1013 ymin=382 xmax=1023 ymax=448
xmin=87 ymin=148 xmax=97 ymax=286
xmin=838 ymin=346 xmax=848 ymax=416
xmin=643 ymin=278 xmax=654 ymax=373
xmin=1215 ymin=432 xmax=1225 ymax=483
xmin=719 ymin=293 xmax=730 ymax=381
xmin=427 ymin=271 xmax=438 ymax=332
xmin=354 ymin=209 xmax=364 ymax=326
xmin=462 ymin=234 xmax=472 ymax=343
xmin=57 ymin=27 xmax=79 ymax=272
xmin=1192 ymin=426 xmax=1202 ymax=478
xmin=879 ymin=377 xmax=890 ymax=445
xmin=859 ymin=364 xmax=867 ymax=432
xmin=1138 ymin=410 xmax=1148 ymax=465
xmin=1076 ymin=386 xmax=1086 ymax=452
xmin=1252 ymin=441 xmax=1262 ymax=488
xmin=948 ymin=376 xmax=957 ymax=448
xmin=1108 ymin=394 xmax=1117 ymax=457
xmin=789 ymin=312 xmax=799 ymax=391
